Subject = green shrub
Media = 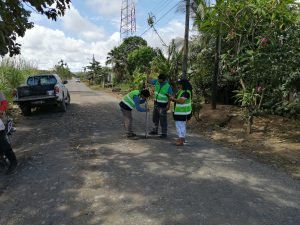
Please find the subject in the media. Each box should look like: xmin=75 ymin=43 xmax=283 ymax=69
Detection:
xmin=0 ymin=57 xmax=38 ymax=101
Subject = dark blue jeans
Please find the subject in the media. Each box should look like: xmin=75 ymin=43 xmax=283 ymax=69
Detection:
xmin=152 ymin=106 xmax=168 ymax=135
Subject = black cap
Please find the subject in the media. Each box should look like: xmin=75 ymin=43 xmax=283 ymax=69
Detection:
xmin=177 ymin=78 xmax=188 ymax=84
xmin=177 ymin=79 xmax=192 ymax=90
xmin=158 ymin=73 xmax=167 ymax=81
xmin=141 ymin=89 xmax=150 ymax=98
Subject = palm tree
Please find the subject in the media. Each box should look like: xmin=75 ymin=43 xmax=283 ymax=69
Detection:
xmin=150 ymin=39 xmax=183 ymax=84
xmin=106 ymin=47 xmax=127 ymax=83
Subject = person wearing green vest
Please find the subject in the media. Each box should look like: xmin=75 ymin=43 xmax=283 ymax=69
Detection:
xmin=169 ymin=79 xmax=192 ymax=146
xmin=148 ymin=73 xmax=173 ymax=138
xmin=119 ymin=89 xmax=150 ymax=138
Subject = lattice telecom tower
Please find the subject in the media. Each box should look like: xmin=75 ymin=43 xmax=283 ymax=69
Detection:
xmin=120 ymin=0 xmax=136 ymax=40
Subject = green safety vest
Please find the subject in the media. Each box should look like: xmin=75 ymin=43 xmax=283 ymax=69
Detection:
xmin=122 ymin=90 xmax=140 ymax=109
xmin=173 ymin=90 xmax=192 ymax=115
xmin=154 ymin=81 xmax=170 ymax=103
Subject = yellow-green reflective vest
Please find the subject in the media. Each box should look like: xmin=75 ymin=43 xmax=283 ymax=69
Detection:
xmin=122 ymin=90 xmax=140 ymax=109
xmin=173 ymin=90 xmax=192 ymax=115
xmin=154 ymin=81 xmax=170 ymax=103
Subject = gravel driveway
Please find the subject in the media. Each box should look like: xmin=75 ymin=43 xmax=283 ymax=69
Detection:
xmin=0 ymin=79 xmax=299 ymax=225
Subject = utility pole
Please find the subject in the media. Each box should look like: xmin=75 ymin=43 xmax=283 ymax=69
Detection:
xmin=211 ymin=26 xmax=221 ymax=109
xmin=182 ymin=0 xmax=190 ymax=79
xmin=211 ymin=0 xmax=221 ymax=110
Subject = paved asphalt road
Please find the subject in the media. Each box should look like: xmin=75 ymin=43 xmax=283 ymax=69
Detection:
xmin=0 ymin=78 xmax=299 ymax=225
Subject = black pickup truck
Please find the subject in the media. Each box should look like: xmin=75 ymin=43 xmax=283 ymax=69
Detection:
xmin=13 ymin=74 xmax=71 ymax=116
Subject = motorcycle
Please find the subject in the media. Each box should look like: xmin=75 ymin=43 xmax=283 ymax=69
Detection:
xmin=0 ymin=114 xmax=16 ymax=173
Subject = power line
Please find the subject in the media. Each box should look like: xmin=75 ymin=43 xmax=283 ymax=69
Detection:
xmin=139 ymin=0 xmax=173 ymax=35
xmin=140 ymin=2 xmax=181 ymax=37
xmin=151 ymin=0 xmax=174 ymax=19
xmin=148 ymin=0 xmax=172 ymax=16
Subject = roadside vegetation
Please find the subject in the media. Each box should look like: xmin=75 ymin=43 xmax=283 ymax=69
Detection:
xmin=0 ymin=58 xmax=38 ymax=102
xmin=81 ymin=0 xmax=300 ymax=131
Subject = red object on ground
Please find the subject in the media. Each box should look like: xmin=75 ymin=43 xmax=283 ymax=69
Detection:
xmin=0 ymin=100 xmax=8 ymax=112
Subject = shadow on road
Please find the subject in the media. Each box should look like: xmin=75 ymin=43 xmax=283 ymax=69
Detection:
xmin=0 ymin=93 xmax=299 ymax=225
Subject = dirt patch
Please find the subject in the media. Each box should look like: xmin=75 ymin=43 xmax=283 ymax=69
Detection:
xmin=189 ymin=104 xmax=300 ymax=179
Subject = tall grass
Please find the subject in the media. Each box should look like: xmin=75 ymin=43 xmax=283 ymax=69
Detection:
xmin=0 ymin=57 xmax=39 ymax=101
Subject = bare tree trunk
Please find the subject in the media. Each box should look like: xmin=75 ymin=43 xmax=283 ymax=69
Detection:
xmin=258 ymin=90 xmax=264 ymax=109
xmin=247 ymin=115 xmax=253 ymax=134
xmin=212 ymin=23 xmax=222 ymax=110
xmin=182 ymin=0 xmax=190 ymax=79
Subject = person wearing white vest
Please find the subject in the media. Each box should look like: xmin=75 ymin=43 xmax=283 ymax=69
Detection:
xmin=0 ymin=91 xmax=18 ymax=174
xmin=169 ymin=79 xmax=193 ymax=146
xmin=119 ymin=89 xmax=150 ymax=138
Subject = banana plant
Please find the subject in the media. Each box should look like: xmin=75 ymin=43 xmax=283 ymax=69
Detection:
xmin=234 ymin=88 xmax=261 ymax=134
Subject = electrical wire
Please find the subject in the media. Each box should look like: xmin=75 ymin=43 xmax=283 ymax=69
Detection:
xmin=151 ymin=0 xmax=174 ymax=19
xmin=148 ymin=0 xmax=173 ymax=17
xmin=140 ymin=1 xmax=181 ymax=37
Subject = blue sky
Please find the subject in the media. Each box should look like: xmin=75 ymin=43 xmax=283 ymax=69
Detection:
xmin=17 ymin=0 xmax=188 ymax=72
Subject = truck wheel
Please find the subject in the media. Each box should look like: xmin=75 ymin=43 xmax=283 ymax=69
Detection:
xmin=65 ymin=92 xmax=71 ymax=105
xmin=59 ymin=98 xmax=67 ymax=112
xmin=21 ymin=106 xmax=31 ymax=116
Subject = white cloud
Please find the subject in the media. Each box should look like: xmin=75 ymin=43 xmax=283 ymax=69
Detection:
xmin=62 ymin=6 xmax=107 ymax=41
xmin=86 ymin=0 xmax=122 ymax=18
xmin=144 ymin=20 xmax=185 ymax=49
xmin=15 ymin=3 xmax=122 ymax=72
xmin=18 ymin=25 xmax=119 ymax=72
xmin=15 ymin=6 xmax=185 ymax=73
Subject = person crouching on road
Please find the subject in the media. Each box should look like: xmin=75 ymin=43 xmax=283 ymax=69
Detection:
xmin=148 ymin=73 xmax=173 ymax=138
xmin=0 ymin=91 xmax=18 ymax=174
xmin=169 ymin=79 xmax=192 ymax=146
xmin=119 ymin=89 xmax=150 ymax=138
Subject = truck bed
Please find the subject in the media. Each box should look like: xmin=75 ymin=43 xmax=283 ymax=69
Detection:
xmin=14 ymin=95 xmax=56 ymax=102
xmin=17 ymin=84 xmax=56 ymax=98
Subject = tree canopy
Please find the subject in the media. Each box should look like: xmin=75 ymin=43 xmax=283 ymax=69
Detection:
xmin=54 ymin=59 xmax=72 ymax=80
xmin=127 ymin=46 xmax=157 ymax=74
xmin=0 ymin=0 xmax=71 ymax=56
xmin=106 ymin=36 xmax=148 ymax=83
xmin=191 ymin=0 xmax=300 ymax=119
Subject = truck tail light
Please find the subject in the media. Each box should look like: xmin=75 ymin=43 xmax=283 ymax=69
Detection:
xmin=54 ymin=86 xmax=60 ymax=94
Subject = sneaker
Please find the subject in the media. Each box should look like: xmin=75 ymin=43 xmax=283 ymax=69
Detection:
xmin=175 ymin=138 xmax=184 ymax=146
xmin=127 ymin=133 xmax=137 ymax=138
xmin=127 ymin=134 xmax=139 ymax=140
xmin=149 ymin=131 xmax=158 ymax=135
xmin=159 ymin=134 xmax=167 ymax=138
